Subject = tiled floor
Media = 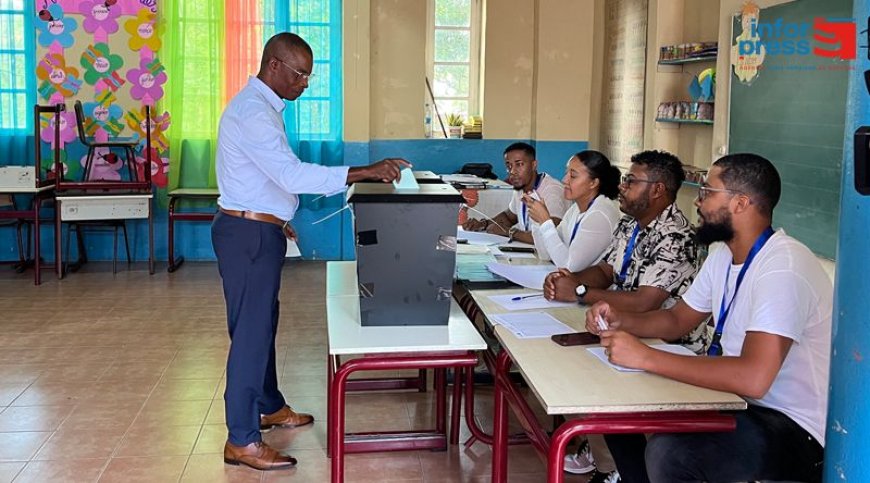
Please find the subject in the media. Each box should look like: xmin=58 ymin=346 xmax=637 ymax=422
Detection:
xmin=0 ymin=261 xmax=589 ymax=482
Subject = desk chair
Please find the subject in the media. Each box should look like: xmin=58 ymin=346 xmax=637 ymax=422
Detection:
xmin=73 ymin=100 xmax=139 ymax=183
xmin=0 ymin=195 xmax=26 ymax=271
xmin=64 ymin=219 xmax=130 ymax=274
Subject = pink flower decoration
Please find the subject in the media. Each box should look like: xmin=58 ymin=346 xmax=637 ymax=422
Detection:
xmin=126 ymin=58 xmax=167 ymax=102
xmin=40 ymin=111 xmax=77 ymax=146
xmin=136 ymin=148 xmax=168 ymax=187
xmin=81 ymin=147 xmax=123 ymax=181
xmin=79 ymin=0 xmax=121 ymax=35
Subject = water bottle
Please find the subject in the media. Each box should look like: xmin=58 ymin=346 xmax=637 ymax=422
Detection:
xmin=423 ymin=103 xmax=432 ymax=138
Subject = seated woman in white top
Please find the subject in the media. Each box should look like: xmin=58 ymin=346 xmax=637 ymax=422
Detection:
xmin=524 ymin=150 xmax=621 ymax=272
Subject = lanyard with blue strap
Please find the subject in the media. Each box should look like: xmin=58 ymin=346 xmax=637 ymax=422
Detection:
xmin=616 ymin=224 xmax=641 ymax=284
xmin=521 ymin=173 xmax=545 ymax=230
xmin=569 ymin=197 xmax=598 ymax=244
xmin=707 ymin=226 xmax=776 ymax=356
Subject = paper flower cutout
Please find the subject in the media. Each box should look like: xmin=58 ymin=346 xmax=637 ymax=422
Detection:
xmin=80 ymin=147 xmax=125 ymax=181
xmin=36 ymin=53 xmax=83 ymax=99
xmin=39 ymin=110 xmax=77 ymax=146
xmin=126 ymin=57 xmax=167 ymax=102
xmin=35 ymin=4 xmax=78 ymax=48
xmin=136 ymin=147 xmax=169 ymax=187
xmin=124 ymin=9 xmax=163 ymax=52
xmin=83 ymin=101 xmax=126 ymax=137
xmin=80 ymin=43 xmax=125 ymax=88
xmin=125 ymin=107 xmax=170 ymax=151
xmin=79 ymin=0 xmax=121 ymax=34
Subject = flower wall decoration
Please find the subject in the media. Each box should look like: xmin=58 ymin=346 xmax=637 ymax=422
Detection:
xmin=125 ymin=106 xmax=170 ymax=152
xmin=81 ymin=147 xmax=123 ymax=181
xmin=126 ymin=57 xmax=167 ymax=102
xmin=79 ymin=0 xmax=122 ymax=35
xmin=83 ymin=101 xmax=126 ymax=137
xmin=35 ymin=4 xmax=78 ymax=48
xmin=36 ymin=53 xmax=82 ymax=99
xmin=124 ymin=8 xmax=163 ymax=52
xmin=136 ymin=147 xmax=169 ymax=187
xmin=39 ymin=110 xmax=78 ymax=146
xmin=80 ymin=43 xmax=126 ymax=90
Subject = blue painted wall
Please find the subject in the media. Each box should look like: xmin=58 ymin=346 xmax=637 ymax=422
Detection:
xmin=1 ymin=138 xmax=586 ymax=263
xmin=825 ymin=0 xmax=870 ymax=478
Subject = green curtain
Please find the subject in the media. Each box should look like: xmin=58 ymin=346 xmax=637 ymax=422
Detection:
xmin=162 ymin=0 xmax=225 ymax=190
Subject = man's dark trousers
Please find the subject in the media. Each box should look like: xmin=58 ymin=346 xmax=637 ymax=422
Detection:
xmin=212 ymin=212 xmax=288 ymax=446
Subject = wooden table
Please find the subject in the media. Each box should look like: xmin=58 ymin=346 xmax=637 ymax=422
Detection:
xmin=467 ymin=290 xmax=747 ymax=483
xmin=326 ymin=261 xmax=487 ymax=483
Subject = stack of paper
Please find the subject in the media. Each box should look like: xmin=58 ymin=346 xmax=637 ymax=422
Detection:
xmin=485 ymin=262 xmax=556 ymax=289
xmin=489 ymin=312 xmax=574 ymax=338
xmin=587 ymin=344 xmax=697 ymax=372
xmin=487 ymin=293 xmax=575 ymax=311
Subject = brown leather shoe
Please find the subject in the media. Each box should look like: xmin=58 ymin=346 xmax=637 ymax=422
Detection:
xmin=260 ymin=405 xmax=315 ymax=430
xmin=223 ymin=441 xmax=297 ymax=471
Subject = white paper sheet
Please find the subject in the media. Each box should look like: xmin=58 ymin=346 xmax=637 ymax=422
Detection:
xmin=393 ymin=167 xmax=420 ymax=190
xmin=587 ymin=344 xmax=697 ymax=372
xmin=490 ymin=312 xmax=575 ymax=338
xmin=456 ymin=227 xmax=510 ymax=246
xmin=487 ymin=293 xmax=576 ymax=311
xmin=285 ymin=240 xmax=301 ymax=258
xmin=457 ymin=243 xmax=491 ymax=255
xmin=489 ymin=246 xmax=538 ymax=258
xmin=485 ymin=262 xmax=556 ymax=289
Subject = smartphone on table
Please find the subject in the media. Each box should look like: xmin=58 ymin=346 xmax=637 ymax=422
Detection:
xmin=551 ymin=332 xmax=600 ymax=346
xmin=498 ymin=245 xmax=535 ymax=253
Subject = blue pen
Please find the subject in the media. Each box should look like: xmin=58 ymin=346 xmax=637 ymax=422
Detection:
xmin=511 ymin=294 xmax=543 ymax=301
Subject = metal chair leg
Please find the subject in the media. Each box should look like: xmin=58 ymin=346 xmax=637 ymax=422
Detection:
xmin=83 ymin=147 xmax=96 ymax=181
xmin=112 ymin=224 xmax=119 ymax=274
xmin=122 ymin=222 xmax=131 ymax=264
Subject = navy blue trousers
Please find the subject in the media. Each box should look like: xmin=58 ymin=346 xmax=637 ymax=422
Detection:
xmin=212 ymin=212 xmax=288 ymax=446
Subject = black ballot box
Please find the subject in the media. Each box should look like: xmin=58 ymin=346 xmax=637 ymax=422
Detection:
xmin=347 ymin=182 xmax=464 ymax=326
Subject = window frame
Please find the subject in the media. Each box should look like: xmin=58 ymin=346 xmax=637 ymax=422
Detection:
xmin=0 ymin=2 xmax=35 ymax=132
xmin=425 ymin=0 xmax=482 ymax=135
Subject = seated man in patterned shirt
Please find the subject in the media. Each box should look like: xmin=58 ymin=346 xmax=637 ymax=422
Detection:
xmin=543 ymin=150 xmax=704 ymax=483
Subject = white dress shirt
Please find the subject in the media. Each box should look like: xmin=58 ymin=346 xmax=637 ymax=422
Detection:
xmin=507 ymin=173 xmax=569 ymax=231
xmin=216 ymin=76 xmax=349 ymax=221
xmin=532 ymin=195 xmax=620 ymax=271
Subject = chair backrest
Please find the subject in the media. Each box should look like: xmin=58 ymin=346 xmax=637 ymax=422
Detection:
xmin=73 ymin=100 xmax=90 ymax=146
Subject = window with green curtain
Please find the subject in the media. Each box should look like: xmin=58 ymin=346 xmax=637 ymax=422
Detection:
xmin=0 ymin=0 xmax=35 ymax=162
xmin=162 ymin=0 xmax=225 ymax=189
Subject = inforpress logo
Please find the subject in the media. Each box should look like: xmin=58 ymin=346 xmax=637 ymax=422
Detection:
xmin=737 ymin=17 xmax=857 ymax=60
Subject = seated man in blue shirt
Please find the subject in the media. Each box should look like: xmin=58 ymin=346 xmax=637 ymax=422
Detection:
xmin=586 ymin=153 xmax=831 ymax=483
xmin=214 ymin=32 xmax=409 ymax=471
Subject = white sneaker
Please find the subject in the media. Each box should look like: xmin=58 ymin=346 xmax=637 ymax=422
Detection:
xmin=588 ymin=469 xmax=621 ymax=483
xmin=563 ymin=440 xmax=596 ymax=474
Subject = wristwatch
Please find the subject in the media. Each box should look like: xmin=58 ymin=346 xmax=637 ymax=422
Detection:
xmin=574 ymin=283 xmax=588 ymax=304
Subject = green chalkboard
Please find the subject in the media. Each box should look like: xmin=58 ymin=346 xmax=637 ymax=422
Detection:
xmin=729 ymin=0 xmax=851 ymax=259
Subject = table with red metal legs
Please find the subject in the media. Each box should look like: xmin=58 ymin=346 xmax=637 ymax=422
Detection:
xmin=325 ymin=261 xmax=487 ymax=483
xmin=0 ymin=187 xmax=59 ymax=285
xmin=487 ymin=325 xmax=747 ymax=483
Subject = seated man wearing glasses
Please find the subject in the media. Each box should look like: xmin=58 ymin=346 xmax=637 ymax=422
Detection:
xmin=586 ymin=153 xmax=830 ymax=483
xmin=544 ymin=150 xmax=704 ymax=482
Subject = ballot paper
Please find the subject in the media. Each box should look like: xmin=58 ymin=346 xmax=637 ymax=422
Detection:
xmin=587 ymin=344 xmax=697 ymax=372
xmin=489 ymin=312 xmax=574 ymax=338
xmin=393 ymin=167 xmax=420 ymax=190
xmin=457 ymin=227 xmax=510 ymax=245
xmin=285 ymin=240 xmax=301 ymax=258
xmin=485 ymin=262 xmax=556 ymax=289
xmin=487 ymin=293 xmax=575 ymax=311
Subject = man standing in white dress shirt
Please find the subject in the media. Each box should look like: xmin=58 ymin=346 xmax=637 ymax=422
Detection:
xmin=213 ymin=32 xmax=408 ymax=471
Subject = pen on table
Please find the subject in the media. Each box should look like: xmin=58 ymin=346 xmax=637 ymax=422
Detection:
xmin=596 ymin=314 xmax=609 ymax=332
xmin=511 ymin=294 xmax=543 ymax=301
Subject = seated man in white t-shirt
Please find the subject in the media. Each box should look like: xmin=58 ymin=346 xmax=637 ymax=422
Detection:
xmin=585 ymin=153 xmax=831 ymax=483
xmin=461 ymin=142 xmax=568 ymax=244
